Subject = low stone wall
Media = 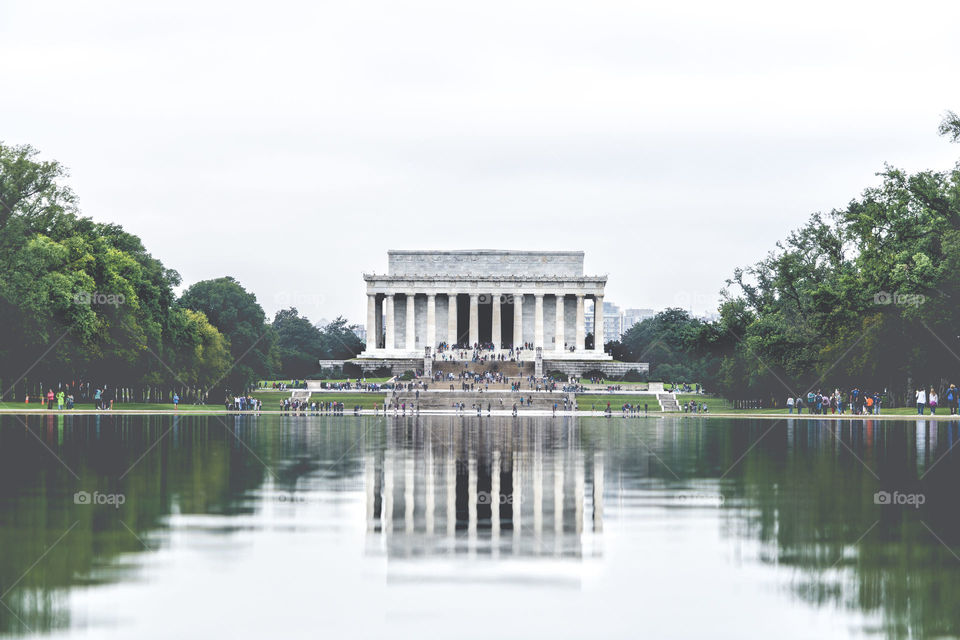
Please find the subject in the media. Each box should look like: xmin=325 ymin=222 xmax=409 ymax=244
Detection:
xmin=352 ymin=358 xmax=647 ymax=378
xmin=352 ymin=358 xmax=423 ymax=375
xmin=544 ymin=360 xmax=649 ymax=378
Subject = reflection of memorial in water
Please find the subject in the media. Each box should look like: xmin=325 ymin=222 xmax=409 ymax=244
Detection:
xmin=364 ymin=417 xmax=604 ymax=559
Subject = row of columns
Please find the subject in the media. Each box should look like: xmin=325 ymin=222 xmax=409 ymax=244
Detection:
xmin=366 ymin=292 xmax=604 ymax=353
xmin=369 ymin=449 xmax=604 ymax=539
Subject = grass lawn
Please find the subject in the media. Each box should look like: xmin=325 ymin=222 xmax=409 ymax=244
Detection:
xmin=576 ymin=394 xmax=660 ymax=410
xmin=1 ymin=394 xmax=390 ymax=413
xmin=0 ymin=401 xmax=225 ymax=412
xmin=250 ymin=391 xmax=387 ymax=409
xmin=257 ymin=377 xmax=391 ymax=388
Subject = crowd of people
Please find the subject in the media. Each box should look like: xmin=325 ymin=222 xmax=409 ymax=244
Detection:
xmin=781 ymin=386 xmax=960 ymax=416
xmin=434 ymin=343 xmax=529 ymax=363
xmin=281 ymin=399 xmax=352 ymax=414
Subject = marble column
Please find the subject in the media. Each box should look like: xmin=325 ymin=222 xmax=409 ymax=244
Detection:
xmin=555 ymin=294 xmax=565 ymax=352
xmin=469 ymin=293 xmax=479 ymax=347
xmin=366 ymin=293 xmax=377 ymax=352
xmin=575 ymin=295 xmax=585 ymax=352
xmin=513 ymin=293 xmax=524 ymax=349
xmin=448 ymin=293 xmax=458 ymax=346
xmin=594 ymin=295 xmax=604 ymax=353
xmin=491 ymin=292 xmax=502 ymax=349
xmin=534 ymin=294 xmax=544 ymax=349
xmin=385 ymin=294 xmax=395 ymax=350
xmin=405 ymin=293 xmax=416 ymax=351
xmin=426 ymin=294 xmax=436 ymax=352
xmin=375 ymin=295 xmax=383 ymax=348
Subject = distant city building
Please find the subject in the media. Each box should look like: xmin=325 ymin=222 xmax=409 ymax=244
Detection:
xmin=695 ymin=311 xmax=720 ymax=323
xmin=352 ymin=325 xmax=367 ymax=342
xmin=623 ymin=308 xmax=655 ymax=333
xmin=585 ymin=301 xmax=624 ymax=342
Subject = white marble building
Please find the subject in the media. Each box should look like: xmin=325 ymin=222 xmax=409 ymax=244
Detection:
xmin=359 ymin=250 xmax=613 ymax=361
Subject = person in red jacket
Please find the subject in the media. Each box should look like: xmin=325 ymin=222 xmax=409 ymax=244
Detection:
xmin=46 ymin=389 xmax=55 ymax=410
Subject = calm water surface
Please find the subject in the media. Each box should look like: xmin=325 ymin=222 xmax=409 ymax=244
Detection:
xmin=1 ymin=414 xmax=959 ymax=639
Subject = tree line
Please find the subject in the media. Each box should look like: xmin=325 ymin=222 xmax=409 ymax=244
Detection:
xmin=609 ymin=113 xmax=960 ymax=405
xmin=0 ymin=143 xmax=363 ymax=403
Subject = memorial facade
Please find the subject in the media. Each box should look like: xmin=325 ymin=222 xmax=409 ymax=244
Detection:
xmin=359 ymin=250 xmax=612 ymax=361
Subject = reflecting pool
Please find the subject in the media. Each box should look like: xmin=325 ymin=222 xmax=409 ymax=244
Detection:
xmin=0 ymin=414 xmax=958 ymax=638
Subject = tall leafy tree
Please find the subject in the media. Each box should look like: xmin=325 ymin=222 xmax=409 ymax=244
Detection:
xmin=178 ymin=277 xmax=278 ymax=393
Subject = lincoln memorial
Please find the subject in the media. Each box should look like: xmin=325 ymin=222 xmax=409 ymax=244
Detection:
xmin=355 ymin=250 xmax=648 ymax=377
xmin=360 ymin=250 xmax=611 ymax=357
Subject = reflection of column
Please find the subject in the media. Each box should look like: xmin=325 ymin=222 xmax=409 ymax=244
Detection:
xmin=448 ymin=293 xmax=458 ymax=346
xmin=468 ymin=457 xmax=478 ymax=546
xmin=513 ymin=450 xmax=522 ymax=534
xmin=425 ymin=444 xmax=435 ymax=535
xmin=446 ymin=456 xmax=456 ymax=537
xmin=534 ymin=445 xmax=543 ymax=539
xmin=426 ymin=294 xmax=436 ymax=352
xmin=575 ymin=295 xmax=585 ymax=352
xmin=469 ymin=294 xmax=479 ymax=347
xmin=593 ymin=452 xmax=603 ymax=533
xmin=492 ymin=293 xmax=502 ymax=349
xmin=383 ymin=451 xmax=394 ymax=534
xmin=405 ymin=293 xmax=416 ymax=351
xmin=491 ymin=450 xmax=501 ymax=553
xmin=575 ymin=452 xmax=584 ymax=535
xmin=534 ymin=294 xmax=544 ymax=349
xmin=554 ymin=454 xmax=564 ymax=536
xmin=555 ymin=294 xmax=565 ymax=352
xmin=514 ymin=293 xmax=524 ymax=349
xmin=385 ymin=294 xmax=395 ymax=350
xmin=365 ymin=454 xmax=375 ymax=531
xmin=366 ymin=294 xmax=377 ymax=352
xmin=404 ymin=454 xmax=414 ymax=534
xmin=594 ymin=295 xmax=604 ymax=352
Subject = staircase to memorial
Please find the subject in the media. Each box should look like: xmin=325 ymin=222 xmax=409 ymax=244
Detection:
xmin=387 ymin=391 xmax=575 ymax=411
xmin=657 ymin=393 xmax=680 ymax=412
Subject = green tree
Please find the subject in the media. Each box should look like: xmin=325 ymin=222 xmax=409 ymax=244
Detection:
xmin=178 ymin=277 xmax=278 ymax=393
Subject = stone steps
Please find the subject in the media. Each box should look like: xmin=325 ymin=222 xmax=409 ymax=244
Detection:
xmin=657 ymin=393 xmax=680 ymax=412
xmin=388 ymin=391 xmax=575 ymax=411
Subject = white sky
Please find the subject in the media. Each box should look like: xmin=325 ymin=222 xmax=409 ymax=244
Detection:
xmin=3 ymin=0 xmax=959 ymax=326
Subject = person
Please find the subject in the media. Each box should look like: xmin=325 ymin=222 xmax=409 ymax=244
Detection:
xmin=94 ymin=388 xmax=102 ymax=410
xmin=796 ymin=397 xmax=803 ymax=414
xmin=173 ymin=393 xmax=179 ymax=411
xmin=786 ymin=396 xmax=794 ymax=414
xmin=947 ymin=384 xmax=958 ymax=415
xmin=929 ymin=388 xmax=938 ymax=415
xmin=56 ymin=390 xmax=65 ymax=411
xmin=46 ymin=389 xmax=55 ymax=410
xmin=916 ymin=387 xmax=927 ymax=415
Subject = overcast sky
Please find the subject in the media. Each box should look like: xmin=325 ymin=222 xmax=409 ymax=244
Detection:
xmin=3 ymin=0 xmax=960 ymax=326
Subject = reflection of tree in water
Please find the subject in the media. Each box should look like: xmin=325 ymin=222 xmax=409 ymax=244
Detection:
xmin=703 ymin=418 xmax=960 ymax=639
xmin=0 ymin=414 xmax=274 ymax=635
xmin=2 ymin=413 xmax=959 ymax=638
